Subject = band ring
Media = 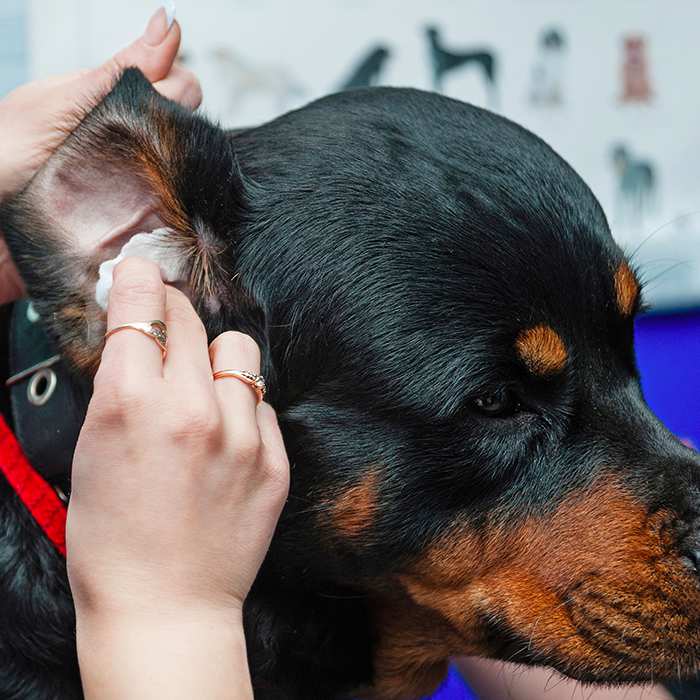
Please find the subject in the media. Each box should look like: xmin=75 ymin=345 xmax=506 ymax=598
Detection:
xmin=213 ymin=369 xmax=267 ymax=403
xmin=104 ymin=320 xmax=168 ymax=359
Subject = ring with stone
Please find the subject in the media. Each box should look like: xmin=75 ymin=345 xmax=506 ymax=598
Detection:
xmin=212 ymin=369 xmax=267 ymax=403
xmin=104 ymin=320 xmax=168 ymax=359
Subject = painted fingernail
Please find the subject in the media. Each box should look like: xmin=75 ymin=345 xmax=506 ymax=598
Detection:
xmin=143 ymin=7 xmax=172 ymax=47
xmin=165 ymin=1 xmax=176 ymax=28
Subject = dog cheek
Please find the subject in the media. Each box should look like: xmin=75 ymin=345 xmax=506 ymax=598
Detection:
xmin=390 ymin=478 xmax=697 ymax=679
xmin=316 ymin=468 xmax=381 ymax=548
xmin=329 ymin=470 xmax=380 ymax=540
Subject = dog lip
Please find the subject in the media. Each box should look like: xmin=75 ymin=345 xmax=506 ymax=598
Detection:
xmin=492 ymin=638 xmax=537 ymax=666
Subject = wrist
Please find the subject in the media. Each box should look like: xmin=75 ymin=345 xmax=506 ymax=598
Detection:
xmin=76 ymin=606 xmax=252 ymax=700
xmin=69 ymin=565 xmax=246 ymax=623
xmin=76 ymin=599 xmax=245 ymax=642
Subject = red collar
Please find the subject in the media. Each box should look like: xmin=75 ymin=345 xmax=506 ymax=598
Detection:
xmin=0 ymin=413 xmax=67 ymax=556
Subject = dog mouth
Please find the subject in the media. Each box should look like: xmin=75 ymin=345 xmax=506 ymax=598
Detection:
xmin=478 ymin=559 xmax=700 ymax=683
xmin=490 ymin=606 xmax=700 ymax=684
xmin=460 ymin=575 xmax=700 ymax=685
xmin=556 ymin=574 xmax=700 ymax=682
xmin=394 ymin=480 xmax=700 ymax=689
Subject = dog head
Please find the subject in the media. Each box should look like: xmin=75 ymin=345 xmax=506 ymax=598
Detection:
xmin=2 ymin=70 xmax=700 ymax=699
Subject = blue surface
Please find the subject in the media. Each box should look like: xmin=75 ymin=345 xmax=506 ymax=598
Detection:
xmin=422 ymin=666 xmax=477 ymax=700
xmin=636 ymin=310 xmax=700 ymax=448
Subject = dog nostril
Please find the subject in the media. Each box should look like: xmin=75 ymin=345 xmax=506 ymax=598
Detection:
xmin=680 ymin=551 xmax=700 ymax=575
xmin=680 ymin=525 xmax=700 ymax=574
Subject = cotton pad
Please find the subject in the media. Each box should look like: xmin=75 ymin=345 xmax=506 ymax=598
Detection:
xmin=95 ymin=228 xmax=186 ymax=310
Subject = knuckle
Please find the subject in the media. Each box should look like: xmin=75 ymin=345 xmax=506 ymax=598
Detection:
xmin=231 ymin=432 xmax=262 ymax=465
xmin=168 ymin=401 xmax=221 ymax=441
xmin=91 ymin=376 xmax=149 ymax=421
xmin=260 ymin=455 xmax=290 ymax=494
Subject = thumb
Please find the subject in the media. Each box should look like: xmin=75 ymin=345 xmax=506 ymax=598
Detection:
xmin=96 ymin=6 xmax=181 ymax=90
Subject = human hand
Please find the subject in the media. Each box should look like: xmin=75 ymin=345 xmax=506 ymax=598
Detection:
xmin=0 ymin=7 xmax=202 ymax=304
xmin=67 ymin=258 xmax=288 ymax=698
xmin=67 ymin=258 xmax=289 ymax=620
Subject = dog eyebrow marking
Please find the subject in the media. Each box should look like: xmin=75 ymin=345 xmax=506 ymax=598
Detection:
xmin=515 ymin=324 xmax=568 ymax=376
xmin=332 ymin=471 xmax=379 ymax=538
xmin=614 ymin=261 xmax=640 ymax=317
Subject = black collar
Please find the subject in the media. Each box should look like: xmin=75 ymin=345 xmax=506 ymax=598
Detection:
xmin=5 ymin=300 xmax=90 ymax=498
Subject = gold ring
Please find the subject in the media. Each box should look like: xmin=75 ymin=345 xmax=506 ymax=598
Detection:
xmin=104 ymin=320 xmax=168 ymax=359
xmin=213 ymin=369 xmax=266 ymax=403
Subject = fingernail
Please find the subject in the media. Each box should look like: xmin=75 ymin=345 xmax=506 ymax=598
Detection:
xmin=165 ymin=2 xmax=176 ymax=28
xmin=143 ymin=6 xmax=174 ymax=47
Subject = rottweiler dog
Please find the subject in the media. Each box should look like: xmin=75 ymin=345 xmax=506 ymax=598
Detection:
xmin=1 ymin=69 xmax=699 ymax=700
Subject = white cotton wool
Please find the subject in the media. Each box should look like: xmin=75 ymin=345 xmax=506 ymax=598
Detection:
xmin=95 ymin=228 xmax=187 ymax=310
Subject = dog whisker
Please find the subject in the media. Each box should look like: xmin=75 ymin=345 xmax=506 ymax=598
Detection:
xmin=641 ymin=260 xmax=694 ymax=291
xmin=628 ymin=209 xmax=700 ymax=260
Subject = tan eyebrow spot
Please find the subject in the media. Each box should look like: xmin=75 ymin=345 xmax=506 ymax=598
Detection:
xmin=614 ymin=261 xmax=640 ymax=317
xmin=332 ymin=471 xmax=379 ymax=538
xmin=515 ymin=324 xmax=568 ymax=376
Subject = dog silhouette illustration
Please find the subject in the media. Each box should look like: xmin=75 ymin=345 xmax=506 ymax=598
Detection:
xmin=611 ymin=144 xmax=657 ymax=226
xmin=210 ymin=47 xmax=306 ymax=116
xmin=340 ymin=46 xmax=391 ymax=90
xmin=620 ymin=36 xmax=653 ymax=103
xmin=425 ymin=25 xmax=498 ymax=108
xmin=530 ymin=28 xmax=566 ymax=106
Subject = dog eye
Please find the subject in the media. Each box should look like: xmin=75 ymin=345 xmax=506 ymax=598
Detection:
xmin=472 ymin=388 xmax=520 ymax=417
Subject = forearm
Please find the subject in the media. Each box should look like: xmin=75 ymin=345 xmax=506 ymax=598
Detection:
xmin=76 ymin=607 xmax=253 ymax=700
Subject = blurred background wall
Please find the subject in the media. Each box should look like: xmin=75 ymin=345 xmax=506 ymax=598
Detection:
xmin=1 ymin=0 xmax=698 ymax=442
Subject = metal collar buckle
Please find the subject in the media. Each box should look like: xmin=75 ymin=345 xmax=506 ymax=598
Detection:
xmin=6 ymin=354 xmax=62 ymax=406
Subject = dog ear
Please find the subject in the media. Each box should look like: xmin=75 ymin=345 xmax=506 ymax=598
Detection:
xmin=0 ymin=67 xmax=259 ymax=373
xmin=1 ymin=67 xmax=246 ymax=308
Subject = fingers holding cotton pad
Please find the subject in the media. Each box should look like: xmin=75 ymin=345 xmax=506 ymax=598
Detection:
xmin=95 ymin=228 xmax=187 ymax=310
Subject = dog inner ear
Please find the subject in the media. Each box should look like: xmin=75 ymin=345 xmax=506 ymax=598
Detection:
xmin=15 ymin=69 xmax=191 ymax=257
xmin=29 ymin=128 xmax=170 ymax=260
xmin=1 ymin=67 xmax=246 ymax=309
